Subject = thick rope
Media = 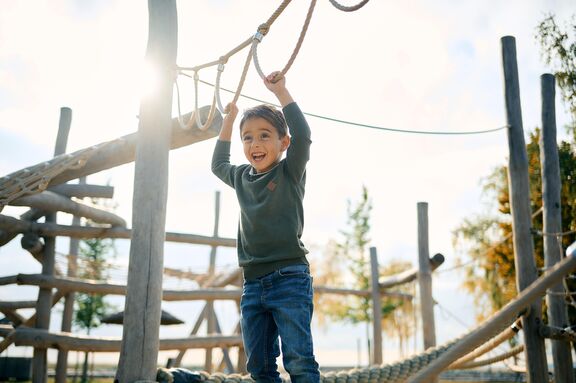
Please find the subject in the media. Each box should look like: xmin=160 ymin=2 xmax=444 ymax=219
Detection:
xmin=454 ymin=344 xmax=524 ymax=370
xmin=328 ymin=0 xmax=370 ymax=12
xmin=449 ymin=318 xmax=522 ymax=368
xmin=253 ymin=0 xmax=317 ymax=82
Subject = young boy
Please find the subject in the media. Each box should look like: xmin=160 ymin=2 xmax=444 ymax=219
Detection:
xmin=211 ymin=71 xmax=320 ymax=383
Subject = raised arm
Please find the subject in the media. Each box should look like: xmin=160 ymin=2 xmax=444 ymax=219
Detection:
xmin=212 ymin=103 xmax=240 ymax=188
xmin=264 ymin=72 xmax=311 ymax=181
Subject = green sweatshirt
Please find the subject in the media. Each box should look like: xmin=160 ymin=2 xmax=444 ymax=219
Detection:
xmin=211 ymin=102 xmax=311 ymax=280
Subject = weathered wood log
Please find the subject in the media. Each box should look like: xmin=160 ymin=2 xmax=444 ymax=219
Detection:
xmin=0 ymin=301 xmax=37 ymax=310
xmin=370 ymin=247 xmax=383 ymax=365
xmin=417 ymin=202 xmax=437 ymax=355
xmin=539 ymin=324 xmax=576 ymax=342
xmin=501 ymin=36 xmax=548 ymax=381
xmin=0 ymin=325 xmax=243 ymax=352
xmin=48 ymin=184 xmax=114 ymax=199
xmin=0 ymin=214 xmax=236 ymax=247
xmin=14 ymin=273 xmax=242 ymax=300
xmin=10 ymin=191 xmax=126 ymax=227
xmin=539 ymin=73 xmax=573 ymax=382
xmin=379 ymin=253 xmax=444 ymax=289
xmin=0 ymin=309 xmax=25 ymax=326
xmin=45 ymin=105 xmax=220 ymax=189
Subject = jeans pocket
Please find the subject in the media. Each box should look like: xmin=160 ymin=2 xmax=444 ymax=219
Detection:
xmin=278 ymin=264 xmax=309 ymax=276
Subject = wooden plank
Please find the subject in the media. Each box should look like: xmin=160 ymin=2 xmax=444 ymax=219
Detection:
xmin=501 ymin=36 xmax=548 ymax=381
xmin=45 ymin=106 xmax=221 ymax=188
xmin=417 ymin=202 xmax=437 ymax=351
xmin=48 ymin=183 xmax=113 ymax=199
xmin=0 ymin=326 xmax=242 ymax=352
xmin=33 ymin=107 xmax=71 ymax=383
xmin=0 ymin=214 xmax=236 ymax=247
xmin=10 ymin=191 xmax=126 ymax=227
xmin=55 ymin=177 xmax=83 ymax=383
xmin=369 ymin=247 xmax=383 ymax=364
xmin=539 ymin=73 xmax=573 ymax=382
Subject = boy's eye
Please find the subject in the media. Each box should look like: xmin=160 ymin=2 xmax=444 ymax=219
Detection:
xmin=242 ymin=136 xmax=252 ymax=142
xmin=261 ymin=133 xmax=270 ymax=140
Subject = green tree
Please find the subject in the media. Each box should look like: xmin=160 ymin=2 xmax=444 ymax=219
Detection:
xmin=313 ymin=186 xmax=415 ymax=361
xmin=74 ymin=221 xmax=115 ymax=382
xmin=453 ymin=130 xmax=576 ymax=321
xmin=536 ymin=14 xmax=576 ymax=138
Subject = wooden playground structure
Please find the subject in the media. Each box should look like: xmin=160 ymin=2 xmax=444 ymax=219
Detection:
xmin=1 ymin=1 xmax=576 ymax=382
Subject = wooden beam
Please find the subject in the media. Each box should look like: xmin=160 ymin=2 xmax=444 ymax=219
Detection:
xmin=10 ymin=191 xmax=126 ymax=227
xmin=539 ymin=73 xmax=573 ymax=382
xmin=501 ymin=36 xmax=548 ymax=381
xmin=417 ymin=202 xmax=437 ymax=353
xmin=0 ymin=214 xmax=236 ymax=247
xmin=379 ymin=253 xmax=444 ymax=289
xmin=0 ymin=325 xmax=243 ymax=352
xmin=370 ymin=247 xmax=383 ymax=365
xmin=43 ymin=106 xmax=220 ymax=189
xmin=48 ymin=183 xmax=114 ymax=199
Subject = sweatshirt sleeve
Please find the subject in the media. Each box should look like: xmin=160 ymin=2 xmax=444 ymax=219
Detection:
xmin=283 ymin=102 xmax=311 ymax=181
xmin=211 ymin=139 xmax=237 ymax=189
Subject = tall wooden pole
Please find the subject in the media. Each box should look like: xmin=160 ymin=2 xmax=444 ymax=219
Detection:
xmin=55 ymin=176 xmax=84 ymax=383
xmin=115 ymin=1 xmax=177 ymax=381
xmin=501 ymin=36 xmax=548 ymax=382
xmin=539 ymin=73 xmax=573 ymax=382
xmin=205 ymin=191 xmax=221 ymax=372
xmin=32 ymin=107 xmax=71 ymax=383
xmin=417 ymin=202 xmax=437 ymax=383
xmin=369 ymin=247 xmax=383 ymax=365
xmin=417 ymin=202 xmax=436 ymax=349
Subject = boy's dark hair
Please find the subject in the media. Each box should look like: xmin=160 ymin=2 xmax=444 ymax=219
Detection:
xmin=239 ymin=104 xmax=288 ymax=138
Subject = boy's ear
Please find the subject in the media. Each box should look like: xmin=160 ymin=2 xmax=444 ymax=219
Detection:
xmin=280 ymin=135 xmax=290 ymax=151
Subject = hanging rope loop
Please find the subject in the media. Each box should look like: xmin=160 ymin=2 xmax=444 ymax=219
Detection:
xmin=328 ymin=0 xmax=370 ymax=12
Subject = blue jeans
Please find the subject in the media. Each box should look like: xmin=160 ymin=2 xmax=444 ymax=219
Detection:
xmin=240 ymin=264 xmax=320 ymax=383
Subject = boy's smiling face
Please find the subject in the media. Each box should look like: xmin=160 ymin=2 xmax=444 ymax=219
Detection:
xmin=241 ymin=117 xmax=290 ymax=173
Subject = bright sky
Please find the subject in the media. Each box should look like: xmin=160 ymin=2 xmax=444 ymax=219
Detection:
xmin=0 ymin=0 xmax=574 ymax=370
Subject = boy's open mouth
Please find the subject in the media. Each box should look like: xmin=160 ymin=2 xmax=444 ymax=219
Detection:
xmin=252 ymin=153 xmax=266 ymax=162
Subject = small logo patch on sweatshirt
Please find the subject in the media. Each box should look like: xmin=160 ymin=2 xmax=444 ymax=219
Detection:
xmin=267 ymin=181 xmax=277 ymax=191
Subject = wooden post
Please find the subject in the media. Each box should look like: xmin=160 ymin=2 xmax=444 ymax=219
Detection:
xmin=417 ymin=203 xmax=436 ymax=349
xmin=501 ymin=36 xmax=548 ymax=381
xmin=55 ymin=176 xmax=84 ymax=383
xmin=417 ymin=202 xmax=437 ymax=383
xmin=540 ymin=73 xmax=574 ymax=382
xmin=205 ymin=191 xmax=221 ymax=372
xmin=115 ymin=1 xmax=177 ymax=381
xmin=32 ymin=107 xmax=71 ymax=383
xmin=369 ymin=247 xmax=383 ymax=365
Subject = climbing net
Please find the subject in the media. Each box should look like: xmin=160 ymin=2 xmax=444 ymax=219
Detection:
xmin=175 ymin=0 xmax=369 ymax=131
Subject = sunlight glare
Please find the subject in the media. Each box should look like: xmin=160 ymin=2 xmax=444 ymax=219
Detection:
xmin=138 ymin=59 xmax=160 ymax=99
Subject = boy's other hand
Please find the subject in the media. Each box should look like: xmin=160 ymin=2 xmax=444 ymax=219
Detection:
xmin=264 ymin=71 xmax=286 ymax=93
xmin=264 ymin=71 xmax=293 ymax=107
